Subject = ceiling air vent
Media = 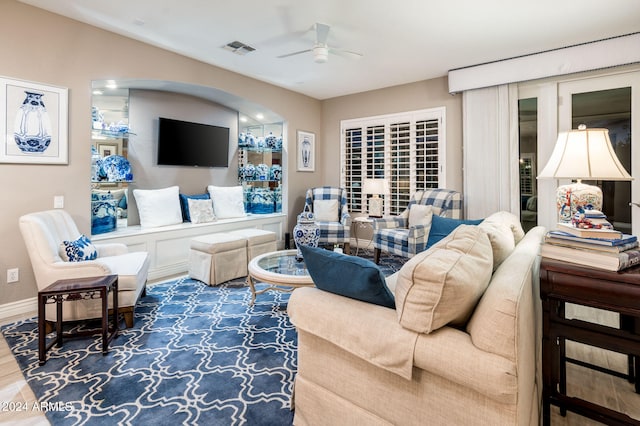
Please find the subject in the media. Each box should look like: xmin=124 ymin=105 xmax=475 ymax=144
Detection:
xmin=222 ymin=41 xmax=256 ymax=56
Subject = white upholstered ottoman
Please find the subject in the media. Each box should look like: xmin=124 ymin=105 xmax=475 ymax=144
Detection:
xmin=189 ymin=233 xmax=248 ymax=286
xmin=227 ymin=228 xmax=277 ymax=260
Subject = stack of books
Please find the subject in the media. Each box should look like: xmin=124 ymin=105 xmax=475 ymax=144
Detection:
xmin=541 ymin=210 xmax=640 ymax=271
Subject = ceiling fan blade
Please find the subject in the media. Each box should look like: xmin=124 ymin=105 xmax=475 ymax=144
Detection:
xmin=277 ymin=49 xmax=312 ymax=59
xmin=315 ymin=23 xmax=330 ymax=45
xmin=330 ymin=48 xmax=364 ymax=59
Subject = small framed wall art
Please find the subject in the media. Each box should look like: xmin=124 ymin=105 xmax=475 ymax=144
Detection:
xmin=0 ymin=76 xmax=69 ymax=164
xmin=297 ymin=130 xmax=315 ymax=172
xmin=98 ymin=142 xmax=119 ymax=157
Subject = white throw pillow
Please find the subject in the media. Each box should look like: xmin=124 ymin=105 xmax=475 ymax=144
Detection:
xmin=187 ymin=198 xmax=216 ymax=224
xmin=408 ymin=204 xmax=433 ymax=228
xmin=207 ymin=185 xmax=246 ymax=219
xmin=133 ymin=186 xmax=182 ymax=228
xmin=314 ymin=199 xmax=339 ymax=222
xmin=394 ymin=225 xmax=493 ymax=334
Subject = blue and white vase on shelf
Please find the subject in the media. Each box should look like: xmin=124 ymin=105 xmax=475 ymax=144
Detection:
xmin=265 ymin=132 xmax=278 ymax=149
xmin=275 ymin=135 xmax=283 ymax=151
xmin=243 ymin=186 xmax=252 ymax=212
xmin=270 ymin=164 xmax=282 ymax=181
xmin=14 ymin=91 xmax=52 ymax=153
xmin=245 ymin=132 xmax=255 ymax=148
xmin=256 ymin=163 xmax=269 ymax=181
xmin=293 ymin=211 xmax=320 ymax=260
xmin=273 ymin=187 xmax=282 ymax=213
xmin=91 ymin=192 xmax=117 ymax=234
xmin=250 ymin=188 xmax=274 ymax=214
xmin=242 ymin=163 xmax=256 ymax=180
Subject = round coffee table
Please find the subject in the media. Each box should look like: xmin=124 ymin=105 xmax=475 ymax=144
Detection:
xmin=247 ymin=249 xmax=314 ymax=305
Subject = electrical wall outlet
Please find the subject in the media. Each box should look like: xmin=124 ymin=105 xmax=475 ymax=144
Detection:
xmin=7 ymin=268 xmax=19 ymax=283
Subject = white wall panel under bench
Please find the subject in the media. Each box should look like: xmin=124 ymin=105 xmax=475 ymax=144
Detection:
xmin=93 ymin=213 xmax=286 ymax=281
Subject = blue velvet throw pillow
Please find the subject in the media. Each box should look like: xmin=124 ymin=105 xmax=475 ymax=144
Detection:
xmin=179 ymin=193 xmax=210 ymax=222
xmin=60 ymin=234 xmax=98 ymax=262
xmin=426 ymin=215 xmax=484 ymax=248
xmin=300 ymin=245 xmax=395 ymax=309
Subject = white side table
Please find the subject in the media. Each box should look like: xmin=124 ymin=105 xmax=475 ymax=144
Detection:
xmin=353 ymin=216 xmax=374 ymax=255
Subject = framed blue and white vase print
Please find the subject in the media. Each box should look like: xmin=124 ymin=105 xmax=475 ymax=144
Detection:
xmin=297 ymin=130 xmax=315 ymax=172
xmin=0 ymin=76 xmax=69 ymax=164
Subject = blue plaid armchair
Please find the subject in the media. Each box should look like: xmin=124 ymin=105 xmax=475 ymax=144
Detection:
xmin=303 ymin=187 xmax=351 ymax=254
xmin=372 ymin=189 xmax=462 ymax=263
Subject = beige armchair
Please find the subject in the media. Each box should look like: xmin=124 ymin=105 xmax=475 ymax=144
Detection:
xmin=19 ymin=209 xmax=149 ymax=329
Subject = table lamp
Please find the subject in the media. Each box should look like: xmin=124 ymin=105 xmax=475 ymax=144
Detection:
xmin=537 ymin=124 xmax=633 ymax=223
xmin=363 ymin=178 xmax=389 ymax=218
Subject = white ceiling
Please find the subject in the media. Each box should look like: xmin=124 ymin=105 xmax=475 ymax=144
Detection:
xmin=19 ymin=0 xmax=640 ymax=100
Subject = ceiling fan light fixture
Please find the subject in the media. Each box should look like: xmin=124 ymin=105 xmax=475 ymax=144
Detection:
xmin=313 ymin=45 xmax=329 ymax=63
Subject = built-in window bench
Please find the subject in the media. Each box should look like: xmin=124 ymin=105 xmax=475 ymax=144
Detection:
xmin=93 ymin=213 xmax=286 ymax=281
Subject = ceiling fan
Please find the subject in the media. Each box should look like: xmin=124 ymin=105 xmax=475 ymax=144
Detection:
xmin=277 ymin=23 xmax=363 ymax=63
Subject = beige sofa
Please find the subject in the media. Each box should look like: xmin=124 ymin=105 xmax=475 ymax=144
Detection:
xmin=288 ymin=212 xmax=545 ymax=425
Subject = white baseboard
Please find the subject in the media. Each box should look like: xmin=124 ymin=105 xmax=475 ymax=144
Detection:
xmin=0 ymin=297 xmax=37 ymax=324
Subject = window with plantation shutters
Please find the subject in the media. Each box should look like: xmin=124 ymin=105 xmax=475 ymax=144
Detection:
xmin=341 ymin=107 xmax=446 ymax=216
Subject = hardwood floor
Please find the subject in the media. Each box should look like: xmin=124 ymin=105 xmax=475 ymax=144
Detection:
xmin=0 ymin=305 xmax=637 ymax=425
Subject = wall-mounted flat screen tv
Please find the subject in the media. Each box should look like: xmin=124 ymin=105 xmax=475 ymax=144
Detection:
xmin=157 ymin=117 xmax=230 ymax=167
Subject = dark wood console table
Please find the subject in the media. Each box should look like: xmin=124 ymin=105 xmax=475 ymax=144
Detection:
xmin=38 ymin=275 xmax=119 ymax=365
xmin=540 ymin=258 xmax=640 ymax=425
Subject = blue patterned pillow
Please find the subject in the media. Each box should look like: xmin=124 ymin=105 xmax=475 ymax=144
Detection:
xmin=60 ymin=234 xmax=98 ymax=262
xmin=300 ymin=245 xmax=395 ymax=309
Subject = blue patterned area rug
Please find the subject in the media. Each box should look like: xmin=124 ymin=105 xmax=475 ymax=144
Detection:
xmin=1 ymin=251 xmax=405 ymax=426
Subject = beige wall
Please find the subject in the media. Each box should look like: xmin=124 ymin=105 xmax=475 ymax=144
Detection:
xmin=0 ymin=0 xmax=463 ymax=307
xmin=321 ymin=77 xmax=463 ymax=191
xmin=0 ymin=1 xmax=322 ymax=304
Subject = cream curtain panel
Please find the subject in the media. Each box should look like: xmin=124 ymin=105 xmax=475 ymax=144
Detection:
xmin=462 ymin=84 xmax=520 ymax=219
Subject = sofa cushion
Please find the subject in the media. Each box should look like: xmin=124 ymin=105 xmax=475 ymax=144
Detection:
xmin=179 ymin=192 xmax=210 ymax=222
xmin=207 ymin=185 xmax=246 ymax=219
xmin=482 ymin=211 xmax=526 ymax=244
xmin=133 ymin=186 xmax=183 ymax=228
xmin=395 ymin=225 xmax=493 ymax=334
xmin=59 ymin=234 xmax=98 ymax=262
xmin=478 ymin=220 xmax=515 ymax=271
xmin=187 ymin=198 xmax=216 ymax=224
xmin=300 ymin=245 xmax=395 ymax=309
xmin=426 ymin=215 xmax=483 ymax=248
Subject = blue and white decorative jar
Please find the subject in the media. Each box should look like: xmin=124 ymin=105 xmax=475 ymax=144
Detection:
xmin=273 ymin=187 xmax=282 ymax=213
xmin=293 ymin=211 xmax=320 ymax=259
xmin=255 ymin=137 xmax=266 ymax=150
xmin=265 ymin=132 xmax=278 ymax=149
xmin=275 ymin=135 xmax=283 ymax=151
xmin=91 ymin=192 xmax=117 ymax=234
xmin=91 ymin=146 xmax=105 ymax=181
xmin=256 ymin=163 xmax=270 ymax=181
xmin=250 ymin=188 xmax=274 ymax=214
xmin=14 ymin=91 xmax=52 ymax=153
xmin=270 ymin=164 xmax=282 ymax=181
xmin=245 ymin=132 xmax=255 ymax=147
xmin=243 ymin=186 xmax=252 ymax=212
xmin=238 ymin=132 xmax=246 ymax=146
xmin=242 ymin=163 xmax=256 ymax=181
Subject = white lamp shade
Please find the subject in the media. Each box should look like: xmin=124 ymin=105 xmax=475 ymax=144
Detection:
xmin=362 ymin=178 xmax=389 ymax=195
xmin=538 ymin=126 xmax=632 ymax=181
